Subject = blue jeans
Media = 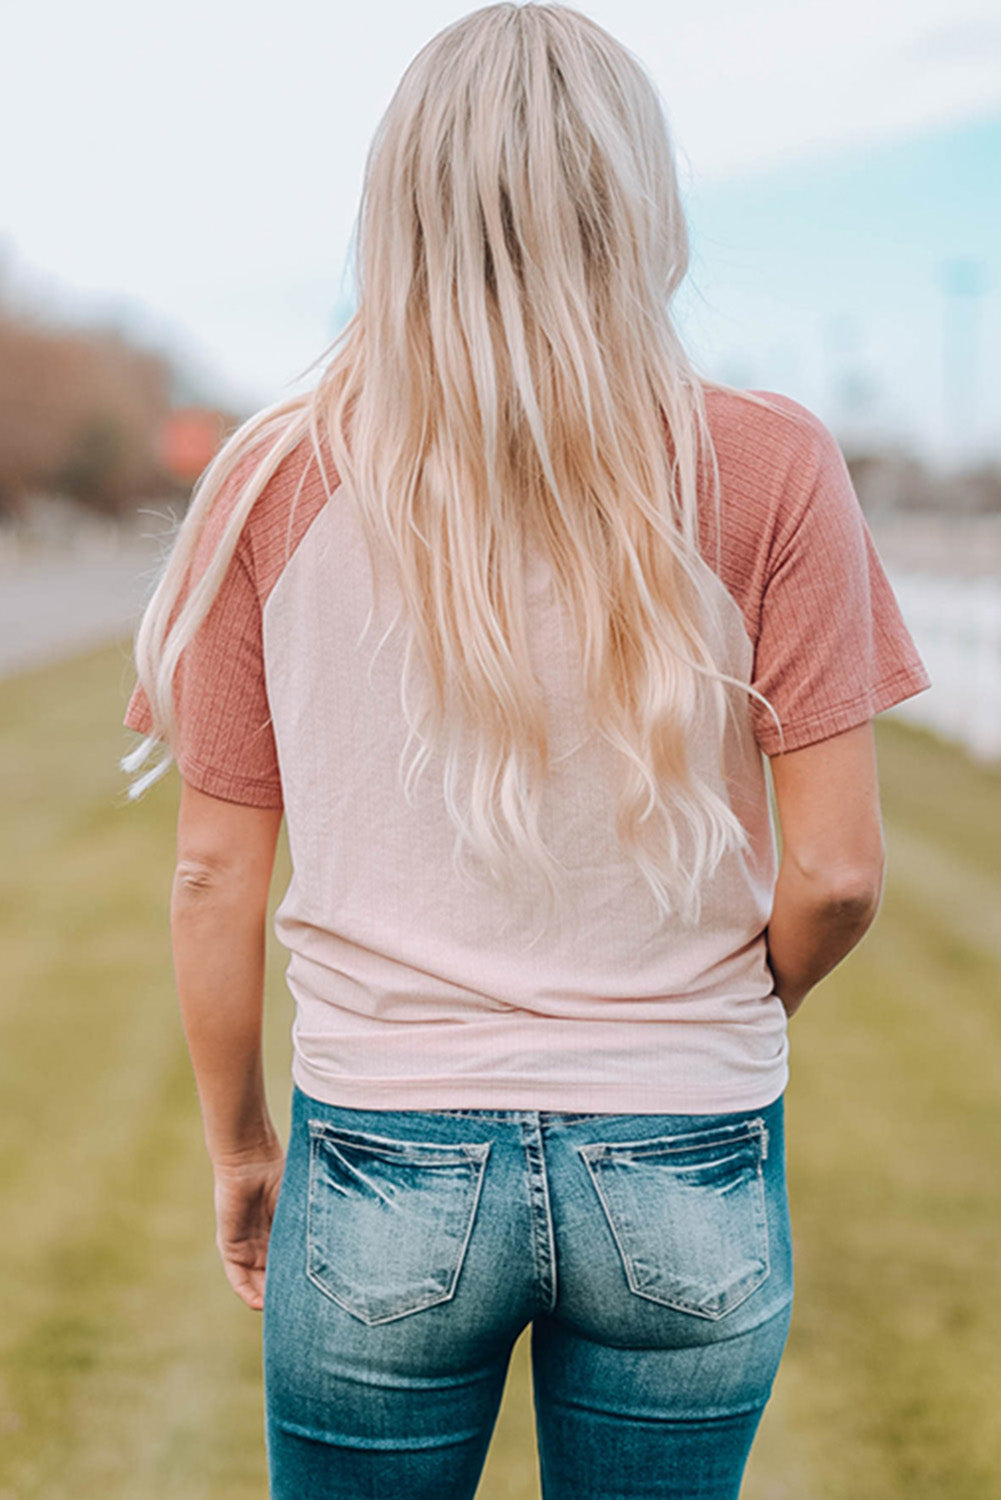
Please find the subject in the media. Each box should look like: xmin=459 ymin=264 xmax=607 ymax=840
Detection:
xmin=263 ymin=1083 xmax=794 ymax=1499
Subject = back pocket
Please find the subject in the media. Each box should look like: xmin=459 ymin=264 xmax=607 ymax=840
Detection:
xmin=577 ymin=1117 xmax=770 ymax=1321
xmin=306 ymin=1120 xmax=491 ymax=1325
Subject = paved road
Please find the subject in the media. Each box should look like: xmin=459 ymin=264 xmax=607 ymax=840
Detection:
xmin=0 ymin=538 xmax=165 ymax=680
xmin=1 ymin=511 xmax=993 ymax=692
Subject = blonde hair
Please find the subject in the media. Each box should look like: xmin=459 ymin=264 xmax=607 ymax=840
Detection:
xmin=122 ymin=1 xmax=792 ymax=927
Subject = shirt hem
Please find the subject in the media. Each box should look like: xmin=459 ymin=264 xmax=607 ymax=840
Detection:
xmin=290 ymin=1052 xmax=789 ymax=1116
xmin=756 ymin=662 xmax=932 ymax=755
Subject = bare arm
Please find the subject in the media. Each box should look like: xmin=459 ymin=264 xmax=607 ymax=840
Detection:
xmin=171 ymin=781 xmax=285 ymax=1311
xmin=766 ymin=721 xmax=886 ymax=1019
xmin=171 ymin=781 xmax=284 ymax=1162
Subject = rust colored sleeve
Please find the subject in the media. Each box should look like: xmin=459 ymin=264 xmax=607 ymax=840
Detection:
xmin=122 ymin=453 xmax=284 ymax=809
xmin=748 ymin=407 xmax=931 ymax=755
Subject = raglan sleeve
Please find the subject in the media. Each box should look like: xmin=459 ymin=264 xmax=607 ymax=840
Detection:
xmin=122 ymin=469 xmax=284 ymax=809
xmin=749 ymin=406 xmax=932 ymax=756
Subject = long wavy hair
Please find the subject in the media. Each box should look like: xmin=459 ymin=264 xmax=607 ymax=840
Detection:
xmin=122 ymin=1 xmax=790 ymax=926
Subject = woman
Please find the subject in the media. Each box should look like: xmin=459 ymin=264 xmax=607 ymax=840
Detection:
xmin=121 ymin=5 xmax=931 ymax=1497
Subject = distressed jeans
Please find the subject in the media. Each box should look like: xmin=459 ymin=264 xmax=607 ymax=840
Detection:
xmin=263 ymin=1082 xmax=794 ymax=1499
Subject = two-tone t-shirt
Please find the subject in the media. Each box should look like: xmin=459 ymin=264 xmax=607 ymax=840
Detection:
xmin=123 ymin=387 xmax=932 ymax=1113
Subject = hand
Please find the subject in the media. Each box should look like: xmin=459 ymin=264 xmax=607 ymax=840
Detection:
xmin=212 ymin=1142 xmax=286 ymax=1311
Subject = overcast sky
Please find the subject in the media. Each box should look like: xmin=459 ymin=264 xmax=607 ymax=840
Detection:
xmin=2 ymin=0 xmax=999 ymax=462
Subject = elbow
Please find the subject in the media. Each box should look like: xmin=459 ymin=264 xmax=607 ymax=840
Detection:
xmin=818 ymin=864 xmax=885 ymax=918
xmin=171 ymin=858 xmax=270 ymax=922
xmin=784 ymin=845 xmax=885 ymax=916
xmin=173 ymin=859 xmax=225 ymax=899
xmin=171 ymin=859 xmax=245 ymax=911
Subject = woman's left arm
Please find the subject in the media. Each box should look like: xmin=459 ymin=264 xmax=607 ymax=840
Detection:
xmin=171 ymin=779 xmax=286 ymax=1310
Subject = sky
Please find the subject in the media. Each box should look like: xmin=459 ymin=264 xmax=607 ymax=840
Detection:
xmin=1 ymin=0 xmax=999 ymax=465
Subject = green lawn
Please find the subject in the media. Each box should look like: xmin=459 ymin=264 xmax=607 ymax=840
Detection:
xmin=0 ymin=638 xmax=998 ymax=1499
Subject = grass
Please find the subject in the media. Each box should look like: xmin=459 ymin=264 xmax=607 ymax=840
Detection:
xmin=0 ymin=639 xmax=998 ymax=1498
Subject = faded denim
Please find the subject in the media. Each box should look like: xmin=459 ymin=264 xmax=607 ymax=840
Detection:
xmin=263 ymin=1082 xmax=794 ymax=1499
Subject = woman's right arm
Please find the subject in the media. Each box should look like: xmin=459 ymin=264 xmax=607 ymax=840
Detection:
xmin=766 ymin=721 xmax=887 ymax=1019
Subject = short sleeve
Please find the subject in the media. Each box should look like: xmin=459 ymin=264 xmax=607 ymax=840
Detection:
xmin=122 ymin=469 xmax=284 ymax=809
xmin=750 ymin=412 xmax=932 ymax=755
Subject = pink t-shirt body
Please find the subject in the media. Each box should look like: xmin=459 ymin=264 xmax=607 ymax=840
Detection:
xmin=123 ymin=389 xmax=931 ymax=1113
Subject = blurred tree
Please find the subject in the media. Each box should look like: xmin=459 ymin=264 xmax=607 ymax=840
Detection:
xmin=52 ymin=417 xmax=128 ymax=513
xmin=0 ymin=293 xmax=177 ymax=514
